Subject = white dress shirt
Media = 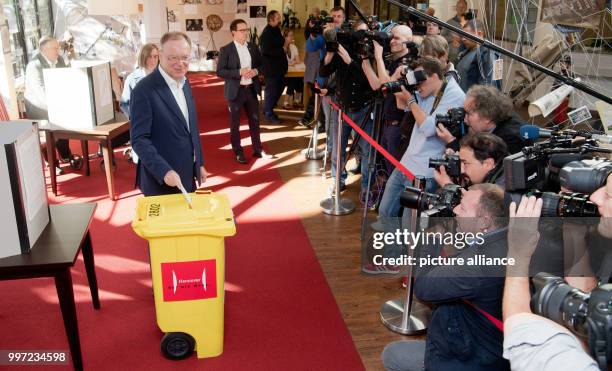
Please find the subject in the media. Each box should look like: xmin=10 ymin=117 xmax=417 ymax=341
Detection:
xmin=159 ymin=66 xmax=190 ymax=131
xmin=43 ymin=55 xmax=57 ymax=68
xmin=233 ymin=40 xmax=253 ymax=85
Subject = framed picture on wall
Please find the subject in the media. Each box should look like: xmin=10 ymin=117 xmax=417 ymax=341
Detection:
xmin=250 ymin=6 xmax=266 ymax=18
xmin=237 ymin=0 xmax=247 ymax=14
xmin=186 ymin=19 xmax=204 ymax=31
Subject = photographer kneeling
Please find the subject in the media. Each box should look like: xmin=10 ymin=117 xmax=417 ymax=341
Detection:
xmin=436 ymin=85 xmax=525 ymax=155
xmin=382 ymin=184 xmax=510 ymax=370
xmin=376 ymin=57 xmax=465 ymax=220
xmin=433 ymin=132 xmax=507 ymax=189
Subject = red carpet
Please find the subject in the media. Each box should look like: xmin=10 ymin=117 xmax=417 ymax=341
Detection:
xmin=0 ymin=74 xmax=364 ymax=370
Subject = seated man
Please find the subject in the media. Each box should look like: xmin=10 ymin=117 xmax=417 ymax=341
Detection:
xmin=436 ymin=84 xmax=526 ymax=155
xmin=434 ymin=132 xmax=508 ymax=188
xmin=382 ymin=183 xmax=510 ymax=371
xmin=24 ymin=36 xmax=80 ymax=174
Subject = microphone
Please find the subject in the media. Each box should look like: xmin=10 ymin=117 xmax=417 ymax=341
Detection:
xmin=520 ymin=124 xmax=553 ymax=140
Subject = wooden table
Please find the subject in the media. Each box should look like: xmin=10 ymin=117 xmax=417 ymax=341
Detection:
xmin=0 ymin=203 xmax=99 ymax=371
xmin=39 ymin=121 xmax=130 ymax=200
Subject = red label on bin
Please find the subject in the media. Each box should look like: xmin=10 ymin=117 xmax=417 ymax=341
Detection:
xmin=161 ymin=260 xmax=217 ymax=301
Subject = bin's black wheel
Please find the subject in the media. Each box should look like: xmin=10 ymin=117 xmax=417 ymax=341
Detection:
xmin=161 ymin=332 xmax=195 ymax=360
xmin=70 ymin=155 xmax=83 ymax=170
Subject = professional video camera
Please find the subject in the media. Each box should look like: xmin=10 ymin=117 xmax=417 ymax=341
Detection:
xmin=504 ymin=133 xmax=612 ymax=192
xmin=436 ymin=108 xmax=467 ymax=139
xmin=429 ymin=154 xmax=461 ymax=179
xmin=353 ymin=30 xmax=391 ymax=59
xmin=532 ymin=273 xmax=612 ymax=369
xmin=380 ymin=66 xmax=427 ymax=94
xmin=400 ymin=183 xmax=462 ymax=217
xmin=308 ymin=15 xmax=334 ymax=35
xmin=559 ymin=158 xmax=612 ymax=194
xmin=528 ymin=191 xmax=600 ymax=217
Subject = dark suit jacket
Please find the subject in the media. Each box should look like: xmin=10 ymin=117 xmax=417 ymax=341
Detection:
xmin=217 ymin=41 xmax=262 ymax=101
xmin=492 ymin=115 xmax=526 ymax=155
xmin=259 ymin=25 xmax=288 ymax=78
xmin=130 ymin=67 xmax=204 ymax=196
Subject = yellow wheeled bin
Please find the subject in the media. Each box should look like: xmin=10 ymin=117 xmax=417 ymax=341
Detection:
xmin=131 ymin=190 xmax=236 ymax=360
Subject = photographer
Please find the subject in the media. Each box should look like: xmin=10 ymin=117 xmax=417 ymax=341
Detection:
xmin=361 ymin=25 xmax=414 ymax=173
xmin=320 ymin=10 xmax=376 ymax=195
xmin=503 ymin=196 xmax=600 ymax=371
xmin=382 ymin=184 xmax=510 ymax=370
xmin=434 ymin=132 xmax=507 ymax=188
xmin=590 ymin=173 xmax=612 ymax=238
xmin=420 ymin=35 xmax=459 ymax=83
xmin=376 ymin=57 xmax=465 ymax=219
xmin=436 ymin=85 xmax=525 ymax=155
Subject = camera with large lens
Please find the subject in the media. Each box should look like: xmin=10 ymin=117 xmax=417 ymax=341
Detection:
xmin=380 ymin=66 xmax=427 ymax=94
xmin=308 ymin=15 xmax=333 ymax=35
xmin=560 ymin=158 xmax=612 ymax=194
xmin=429 ymin=154 xmax=461 ymax=179
xmin=436 ymin=108 xmax=467 ymax=139
xmin=529 ymin=191 xmax=600 ymax=217
xmin=354 ymin=30 xmax=391 ymax=59
xmin=400 ymin=183 xmax=462 ymax=217
xmin=532 ymin=272 xmax=612 ymax=369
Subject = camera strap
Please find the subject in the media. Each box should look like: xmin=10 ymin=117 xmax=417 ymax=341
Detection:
xmin=430 ymin=80 xmax=448 ymax=115
xmin=463 ymin=299 xmax=504 ymax=332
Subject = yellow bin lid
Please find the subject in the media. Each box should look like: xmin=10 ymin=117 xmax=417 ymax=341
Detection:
xmin=131 ymin=190 xmax=236 ymax=238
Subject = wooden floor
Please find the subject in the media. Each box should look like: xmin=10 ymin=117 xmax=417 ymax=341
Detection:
xmin=262 ymin=110 xmax=423 ymax=371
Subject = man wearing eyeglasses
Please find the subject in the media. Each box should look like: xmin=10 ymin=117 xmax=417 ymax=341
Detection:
xmin=217 ymin=19 xmax=273 ymax=164
xmin=130 ymin=32 xmax=206 ymax=196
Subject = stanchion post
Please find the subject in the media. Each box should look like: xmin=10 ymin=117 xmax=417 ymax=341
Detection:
xmin=320 ymin=109 xmax=355 ymax=215
xmin=380 ymin=176 xmax=431 ymax=335
xmin=302 ymin=93 xmax=324 ymax=159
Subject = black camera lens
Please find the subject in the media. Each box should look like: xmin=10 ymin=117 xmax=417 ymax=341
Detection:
xmin=539 ymin=192 xmax=600 ymax=217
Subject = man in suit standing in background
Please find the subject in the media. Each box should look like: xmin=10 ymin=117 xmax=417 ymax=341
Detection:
xmin=259 ymin=10 xmax=288 ymax=124
xmin=24 ymin=36 xmax=80 ymax=174
xmin=217 ymin=19 xmax=274 ymax=164
xmin=130 ymin=32 xmax=206 ymax=196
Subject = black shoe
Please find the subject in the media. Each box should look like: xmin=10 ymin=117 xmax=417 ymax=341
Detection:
xmin=265 ymin=114 xmax=280 ymax=124
xmin=297 ymin=119 xmax=311 ymax=128
xmin=253 ymin=150 xmax=274 ymax=159
xmin=235 ymin=153 xmax=247 ymax=164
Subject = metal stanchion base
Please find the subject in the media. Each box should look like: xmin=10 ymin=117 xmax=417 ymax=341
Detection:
xmin=320 ymin=197 xmax=355 ymax=215
xmin=301 ymin=148 xmax=325 ymax=159
xmin=380 ymin=299 xmax=430 ymax=335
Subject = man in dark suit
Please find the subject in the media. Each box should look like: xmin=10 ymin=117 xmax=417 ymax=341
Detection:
xmin=217 ymin=19 xmax=273 ymax=164
xmin=259 ymin=10 xmax=288 ymax=124
xmin=24 ymin=36 xmax=80 ymax=174
xmin=130 ymin=32 xmax=206 ymax=196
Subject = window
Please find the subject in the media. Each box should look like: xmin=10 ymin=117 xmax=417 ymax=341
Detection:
xmin=1 ymin=0 xmax=54 ymax=80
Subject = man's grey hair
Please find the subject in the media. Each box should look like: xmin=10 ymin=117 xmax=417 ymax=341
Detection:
xmin=466 ymin=85 xmax=513 ymax=123
xmin=39 ymin=36 xmax=57 ymax=50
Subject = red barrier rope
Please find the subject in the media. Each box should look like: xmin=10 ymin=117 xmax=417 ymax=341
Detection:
xmin=324 ymin=97 xmax=415 ymax=181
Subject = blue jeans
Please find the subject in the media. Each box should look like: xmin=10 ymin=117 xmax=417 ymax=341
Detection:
xmin=329 ymin=106 xmax=373 ymax=191
xmin=321 ymin=98 xmax=337 ymax=152
xmin=263 ymin=75 xmax=286 ymax=117
xmin=381 ymin=124 xmax=402 ymax=175
xmin=378 ymin=169 xmax=437 ymax=218
xmin=382 ymin=340 xmax=426 ymax=371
